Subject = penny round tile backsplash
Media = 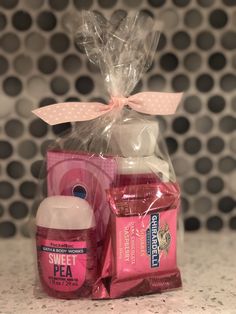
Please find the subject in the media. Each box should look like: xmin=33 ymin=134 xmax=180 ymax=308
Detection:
xmin=0 ymin=0 xmax=235 ymax=238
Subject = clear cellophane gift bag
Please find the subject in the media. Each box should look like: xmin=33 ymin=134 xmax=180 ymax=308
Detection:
xmin=32 ymin=11 xmax=184 ymax=300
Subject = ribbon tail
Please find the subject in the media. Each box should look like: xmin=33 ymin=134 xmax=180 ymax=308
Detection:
xmin=32 ymin=102 xmax=111 ymax=125
xmin=32 ymin=107 xmax=63 ymax=125
xmin=129 ymin=92 xmax=183 ymax=115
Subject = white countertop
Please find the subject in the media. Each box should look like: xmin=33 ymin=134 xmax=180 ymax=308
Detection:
xmin=0 ymin=232 xmax=235 ymax=314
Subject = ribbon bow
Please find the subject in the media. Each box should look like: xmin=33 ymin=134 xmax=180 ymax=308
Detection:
xmin=32 ymin=92 xmax=183 ymax=125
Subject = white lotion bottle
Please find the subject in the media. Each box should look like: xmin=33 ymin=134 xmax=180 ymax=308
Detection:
xmin=110 ymin=119 xmax=170 ymax=185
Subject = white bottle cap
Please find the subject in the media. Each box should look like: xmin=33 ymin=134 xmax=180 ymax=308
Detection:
xmin=116 ymin=156 xmax=170 ymax=181
xmin=110 ymin=120 xmax=159 ymax=157
xmin=36 ymin=196 xmax=96 ymax=230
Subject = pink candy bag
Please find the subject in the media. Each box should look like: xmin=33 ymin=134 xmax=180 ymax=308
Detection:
xmin=94 ymin=183 xmax=181 ymax=299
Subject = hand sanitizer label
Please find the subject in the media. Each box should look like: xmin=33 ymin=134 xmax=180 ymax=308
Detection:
xmin=37 ymin=240 xmax=87 ymax=292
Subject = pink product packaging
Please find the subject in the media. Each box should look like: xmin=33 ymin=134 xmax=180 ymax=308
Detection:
xmin=47 ymin=150 xmax=117 ymax=246
xmin=93 ymin=183 xmax=182 ymax=299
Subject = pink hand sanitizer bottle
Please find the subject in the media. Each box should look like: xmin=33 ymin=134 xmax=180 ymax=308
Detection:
xmin=36 ymin=196 xmax=97 ymax=299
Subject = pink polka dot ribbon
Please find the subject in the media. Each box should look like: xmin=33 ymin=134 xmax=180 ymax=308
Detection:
xmin=32 ymin=92 xmax=183 ymax=125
